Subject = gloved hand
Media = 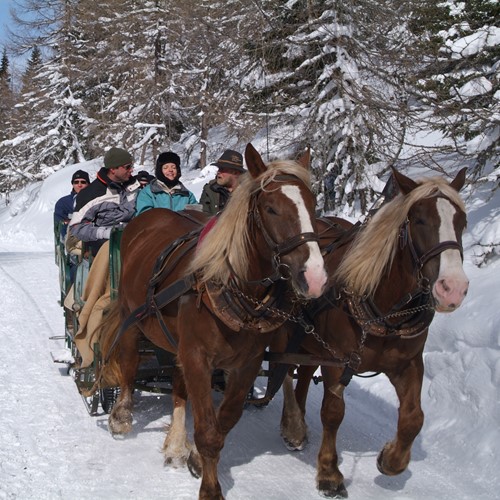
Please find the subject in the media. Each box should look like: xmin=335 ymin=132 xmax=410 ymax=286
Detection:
xmin=95 ymin=226 xmax=112 ymax=239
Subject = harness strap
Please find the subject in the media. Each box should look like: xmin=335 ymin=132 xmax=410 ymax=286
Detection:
xmin=413 ymin=240 xmax=463 ymax=269
xmin=148 ymin=273 xmax=197 ymax=348
xmin=275 ymin=232 xmax=319 ymax=255
xmin=264 ymin=351 xmax=345 ymax=367
xmin=246 ymin=319 xmax=309 ymax=406
xmin=322 ymin=221 xmax=361 ymax=256
xmin=106 ymin=274 xmax=197 ymax=360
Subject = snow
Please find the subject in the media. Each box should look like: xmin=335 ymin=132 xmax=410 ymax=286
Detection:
xmin=453 ymin=76 xmax=493 ymax=98
xmin=444 ymin=26 xmax=500 ymax=59
xmin=0 ymin=163 xmax=499 ymax=499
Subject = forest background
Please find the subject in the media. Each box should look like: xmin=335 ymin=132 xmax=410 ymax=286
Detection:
xmin=0 ymin=0 xmax=498 ymax=218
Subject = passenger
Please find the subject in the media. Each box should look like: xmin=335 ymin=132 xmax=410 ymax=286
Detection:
xmin=68 ymin=147 xmax=140 ymax=257
xmin=54 ymin=170 xmax=90 ymax=284
xmin=135 ymin=151 xmax=197 ymax=216
xmin=199 ymin=149 xmax=245 ymax=215
xmin=54 ymin=169 xmax=90 ymax=240
xmin=136 ymin=170 xmax=154 ymax=189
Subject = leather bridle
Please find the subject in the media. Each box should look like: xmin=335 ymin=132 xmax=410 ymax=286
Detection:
xmin=401 ymin=217 xmax=464 ymax=273
xmin=232 ymin=175 xmax=320 ymax=287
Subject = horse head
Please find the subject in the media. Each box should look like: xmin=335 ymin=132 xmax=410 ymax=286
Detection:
xmin=241 ymin=144 xmax=327 ymax=299
xmin=192 ymin=144 xmax=327 ymax=300
xmin=392 ymin=167 xmax=469 ymax=312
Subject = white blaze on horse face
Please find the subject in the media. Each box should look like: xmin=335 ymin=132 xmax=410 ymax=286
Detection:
xmin=433 ymin=198 xmax=469 ymax=312
xmin=280 ymin=185 xmax=327 ymax=298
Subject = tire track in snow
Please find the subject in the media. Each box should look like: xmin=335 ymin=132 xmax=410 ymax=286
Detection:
xmin=0 ymin=252 xmax=60 ymax=339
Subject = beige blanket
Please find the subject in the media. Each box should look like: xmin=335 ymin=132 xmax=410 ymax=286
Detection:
xmin=65 ymin=241 xmax=111 ymax=368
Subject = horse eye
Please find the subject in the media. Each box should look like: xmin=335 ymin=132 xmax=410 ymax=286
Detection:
xmin=265 ymin=205 xmax=278 ymax=215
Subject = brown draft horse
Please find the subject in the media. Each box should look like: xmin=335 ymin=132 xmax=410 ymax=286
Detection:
xmin=279 ymin=167 xmax=469 ymax=498
xmin=98 ymin=143 xmax=327 ymax=499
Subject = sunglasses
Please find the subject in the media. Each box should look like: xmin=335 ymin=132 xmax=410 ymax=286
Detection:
xmin=73 ymin=180 xmax=88 ymax=185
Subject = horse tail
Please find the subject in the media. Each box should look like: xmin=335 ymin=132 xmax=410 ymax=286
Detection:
xmin=95 ymin=299 xmax=123 ymax=388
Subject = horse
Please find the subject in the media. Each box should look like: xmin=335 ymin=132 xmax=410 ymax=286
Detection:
xmin=98 ymin=143 xmax=328 ymax=499
xmin=278 ymin=167 xmax=469 ymax=498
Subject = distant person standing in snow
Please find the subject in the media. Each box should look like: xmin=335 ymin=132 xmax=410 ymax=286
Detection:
xmin=199 ymin=149 xmax=245 ymax=215
xmin=68 ymin=147 xmax=140 ymax=256
xmin=135 ymin=151 xmax=197 ymax=216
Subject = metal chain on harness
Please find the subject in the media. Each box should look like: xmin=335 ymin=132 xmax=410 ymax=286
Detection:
xmin=226 ymin=284 xmax=346 ymax=363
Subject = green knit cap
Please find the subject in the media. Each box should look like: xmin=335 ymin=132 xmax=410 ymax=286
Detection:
xmin=104 ymin=147 xmax=133 ymax=169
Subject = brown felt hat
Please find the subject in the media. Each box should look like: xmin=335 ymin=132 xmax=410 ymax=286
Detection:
xmin=214 ymin=149 xmax=245 ymax=173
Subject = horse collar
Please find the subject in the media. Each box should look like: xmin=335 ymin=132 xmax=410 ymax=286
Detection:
xmin=344 ymin=290 xmax=435 ymax=339
xmin=201 ymin=279 xmax=296 ymax=333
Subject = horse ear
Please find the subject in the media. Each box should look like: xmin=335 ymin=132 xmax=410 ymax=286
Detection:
xmin=297 ymin=147 xmax=311 ymax=170
xmin=245 ymin=143 xmax=267 ymax=178
xmin=450 ymin=167 xmax=467 ymax=192
xmin=391 ymin=167 xmax=418 ymax=195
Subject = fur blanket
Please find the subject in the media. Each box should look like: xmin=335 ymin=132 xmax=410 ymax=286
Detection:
xmin=65 ymin=241 xmax=110 ymax=368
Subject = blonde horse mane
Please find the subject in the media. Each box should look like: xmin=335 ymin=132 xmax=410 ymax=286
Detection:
xmin=334 ymin=176 xmax=466 ymax=297
xmin=189 ymin=160 xmax=311 ymax=284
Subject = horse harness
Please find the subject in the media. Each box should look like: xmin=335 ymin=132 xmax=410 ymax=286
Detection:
xmin=109 ymin=178 xmax=320 ymax=357
xmin=253 ymin=209 xmax=465 ymax=403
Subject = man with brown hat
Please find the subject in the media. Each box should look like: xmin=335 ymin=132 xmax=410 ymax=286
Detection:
xmin=199 ymin=149 xmax=245 ymax=215
xmin=68 ymin=147 xmax=140 ymax=256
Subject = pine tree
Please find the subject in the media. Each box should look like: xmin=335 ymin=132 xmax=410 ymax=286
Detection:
xmin=244 ymin=0 xmax=405 ymax=215
xmin=1 ymin=0 xmax=93 ymax=183
xmin=409 ymin=0 xmax=500 ymax=182
xmin=0 ymin=48 xmax=14 ymax=141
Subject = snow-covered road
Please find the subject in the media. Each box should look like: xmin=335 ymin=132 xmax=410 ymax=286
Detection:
xmin=0 ymin=252 xmax=496 ymax=499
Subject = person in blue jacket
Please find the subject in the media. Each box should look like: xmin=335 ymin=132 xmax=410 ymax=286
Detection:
xmin=135 ymin=151 xmax=197 ymax=216
xmin=54 ymin=169 xmax=90 ymax=240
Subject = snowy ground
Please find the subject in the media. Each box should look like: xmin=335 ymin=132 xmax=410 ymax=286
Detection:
xmin=0 ymin=163 xmax=498 ymax=499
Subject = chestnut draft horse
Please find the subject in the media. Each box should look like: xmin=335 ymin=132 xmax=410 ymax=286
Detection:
xmin=98 ymin=144 xmax=327 ymax=499
xmin=279 ymin=167 xmax=468 ymax=498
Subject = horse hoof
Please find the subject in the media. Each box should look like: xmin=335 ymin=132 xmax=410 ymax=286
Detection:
xmin=187 ymin=450 xmax=203 ymax=479
xmin=318 ymin=480 xmax=348 ymax=498
xmin=376 ymin=449 xmax=406 ymax=476
xmin=108 ymin=407 xmax=133 ymax=435
xmin=108 ymin=418 xmax=132 ymax=435
xmin=164 ymin=455 xmax=187 ymax=468
xmin=282 ymin=435 xmax=307 ymax=451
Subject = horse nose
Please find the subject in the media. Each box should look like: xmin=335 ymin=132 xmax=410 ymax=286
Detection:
xmin=433 ymin=277 xmax=469 ymax=311
xmin=299 ymin=264 xmax=328 ymax=299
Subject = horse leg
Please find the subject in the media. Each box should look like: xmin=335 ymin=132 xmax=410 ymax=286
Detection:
xmin=107 ymin=327 xmax=141 ymax=435
xmin=280 ymin=364 xmax=316 ymax=450
xmin=162 ymin=365 xmax=193 ymax=467
xmin=316 ymin=366 xmax=348 ymax=498
xmin=176 ymin=317 xmax=224 ymax=498
xmin=377 ymin=354 xmax=425 ymax=476
xmin=184 ymin=363 xmax=222 ymax=499
xmin=218 ymin=359 xmax=263 ymax=434
xmin=195 ymin=359 xmax=264 ymax=500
